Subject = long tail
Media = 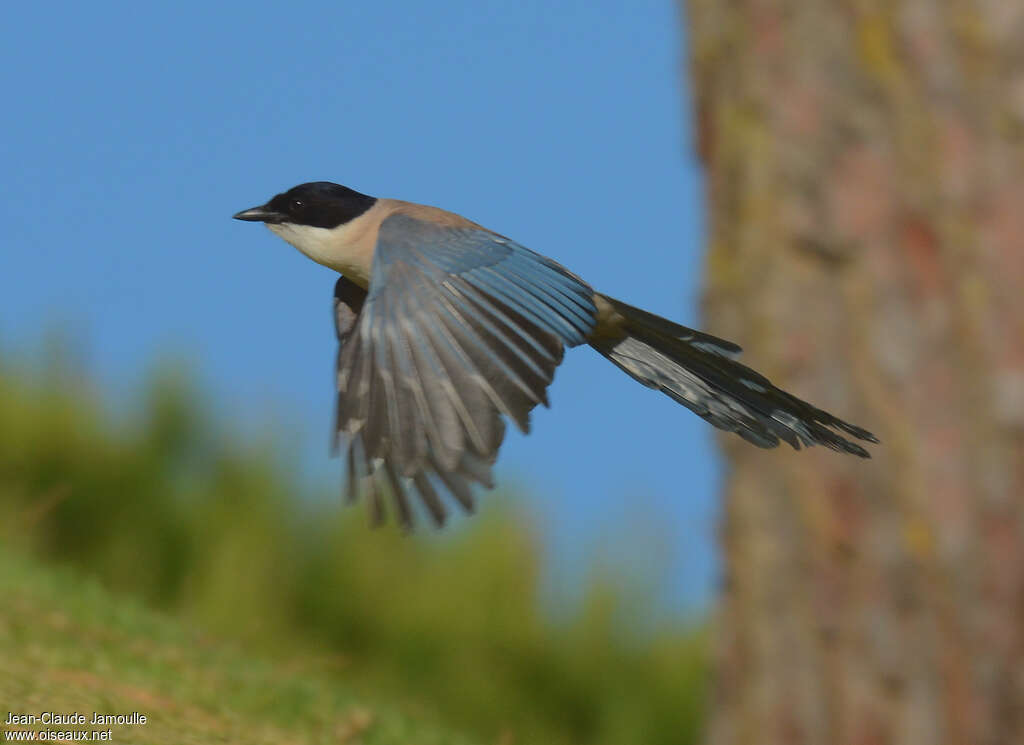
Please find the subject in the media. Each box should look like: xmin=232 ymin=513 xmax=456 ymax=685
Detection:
xmin=588 ymin=295 xmax=878 ymax=457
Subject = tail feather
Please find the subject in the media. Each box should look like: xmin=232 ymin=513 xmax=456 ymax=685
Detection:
xmin=590 ymin=295 xmax=878 ymax=458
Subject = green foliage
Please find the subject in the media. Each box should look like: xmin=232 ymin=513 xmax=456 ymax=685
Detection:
xmin=1 ymin=545 xmax=477 ymax=744
xmin=0 ymin=359 xmax=706 ymax=745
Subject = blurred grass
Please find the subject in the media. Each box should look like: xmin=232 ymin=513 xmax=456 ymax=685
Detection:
xmin=0 ymin=546 xmax=477 ymax=744
xmin=0 ymin=355 xmax=707 ymax=744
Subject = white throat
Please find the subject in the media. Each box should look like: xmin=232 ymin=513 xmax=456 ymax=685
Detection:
xmin=267 ymin=219 xmax=374 ymax=287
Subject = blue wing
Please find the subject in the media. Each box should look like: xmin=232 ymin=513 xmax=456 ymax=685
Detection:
xmin=333 ymin=213 xmax=597 ymax=528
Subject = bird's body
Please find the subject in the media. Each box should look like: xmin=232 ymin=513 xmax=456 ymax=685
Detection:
xmin=268 ymin=197 xmax=486 ymax=287
xmin=235 ymin=182 xmax=877 ymax=528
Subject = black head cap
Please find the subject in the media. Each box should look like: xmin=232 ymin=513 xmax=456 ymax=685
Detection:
xmin=234 ymin=182 xmax=377 ymax=228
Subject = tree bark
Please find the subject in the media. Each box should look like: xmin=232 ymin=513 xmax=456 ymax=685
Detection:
xmin=684 ymin=2 xmax=1024 ymax=744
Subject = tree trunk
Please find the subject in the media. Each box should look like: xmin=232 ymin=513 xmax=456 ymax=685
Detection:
xmin=684 ymin=2 xmax=1024 ymax=744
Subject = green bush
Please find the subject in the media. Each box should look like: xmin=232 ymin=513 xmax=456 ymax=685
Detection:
xmin=0 ymin=357 xmax=706 ymax=745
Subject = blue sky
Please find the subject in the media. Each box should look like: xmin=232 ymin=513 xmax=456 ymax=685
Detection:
xmin=1 ymin=0 xmax=720 ymax=614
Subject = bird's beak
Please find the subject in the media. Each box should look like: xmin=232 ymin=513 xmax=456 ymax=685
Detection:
xmin=232 ymin=205 xmax=285 ymax=223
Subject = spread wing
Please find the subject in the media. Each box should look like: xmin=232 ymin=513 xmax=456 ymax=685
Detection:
xmin=332 ymin=213 xmax=596 ymax=529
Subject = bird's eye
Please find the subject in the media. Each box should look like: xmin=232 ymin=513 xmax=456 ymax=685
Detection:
xmin=290 ymin=199 xmax=304 ymax=212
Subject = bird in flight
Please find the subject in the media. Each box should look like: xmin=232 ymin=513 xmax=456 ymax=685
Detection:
xmin=234 ymin=182 xmax=877 ymax=528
